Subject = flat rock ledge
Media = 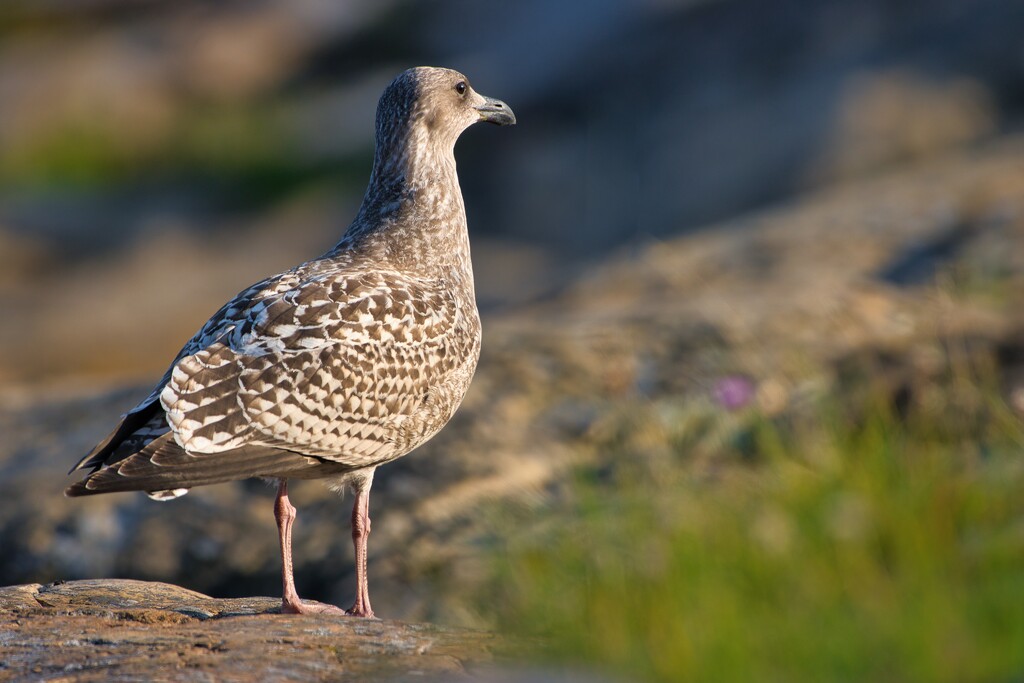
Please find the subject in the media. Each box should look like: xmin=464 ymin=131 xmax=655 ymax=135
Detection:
xmin=0 ymin=579 xmax=506 ymax=682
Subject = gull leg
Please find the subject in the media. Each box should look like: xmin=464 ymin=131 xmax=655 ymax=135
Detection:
xmin=275 ymin=479 xmax=344 ymax=615
xmin=347 ymin=477 xmax=375 ymax=618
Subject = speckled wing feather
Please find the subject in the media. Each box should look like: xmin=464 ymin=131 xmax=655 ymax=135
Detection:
xmin=69 ymin=265 xmax=478 ymax=493
xmin=165 ymin=268 xmax=473 ymax=461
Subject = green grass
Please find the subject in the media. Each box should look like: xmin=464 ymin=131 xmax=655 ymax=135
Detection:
xmin=483 ymin=351 xmax=1024 ymax=682
xmin=0 ymin=101 xmax=372 ymax=206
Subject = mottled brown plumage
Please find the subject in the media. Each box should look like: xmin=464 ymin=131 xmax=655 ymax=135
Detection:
xmin=65 ymin=66 xmax=515 ymax=617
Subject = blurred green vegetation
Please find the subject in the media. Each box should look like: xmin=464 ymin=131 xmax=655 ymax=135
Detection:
xmin=483 ymin=345 xmax=1024 ymax=682
xmin=0 ymin=102 xmax=371 ymax=205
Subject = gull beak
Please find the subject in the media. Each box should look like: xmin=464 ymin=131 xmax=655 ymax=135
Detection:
xmin=476 ymin=96 xmax=516 ymax=126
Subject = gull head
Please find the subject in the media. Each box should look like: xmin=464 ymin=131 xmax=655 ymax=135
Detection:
xmin=375 ymin=66 xmax=516 ymax=155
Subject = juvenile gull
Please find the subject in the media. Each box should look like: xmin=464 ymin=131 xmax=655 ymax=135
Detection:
xmin=66 ymin=66 xmax=515 ymax=618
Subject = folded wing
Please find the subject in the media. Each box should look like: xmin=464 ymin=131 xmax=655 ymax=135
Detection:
xmin=66 ymin=268 xmax=469 ymax=496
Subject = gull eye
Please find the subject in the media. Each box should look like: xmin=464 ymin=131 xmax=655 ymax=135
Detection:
xmin=455 ymin=81 xmax=467 ymax=96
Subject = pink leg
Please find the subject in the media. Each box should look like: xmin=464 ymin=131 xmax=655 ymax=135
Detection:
xmin=274 ymin=479 xmax=344 ymax=615
xmin=346 ymin=481 xmax=375 ymax=618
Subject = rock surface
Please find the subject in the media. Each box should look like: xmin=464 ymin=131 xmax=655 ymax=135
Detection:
xmin=0 ymin=579 xmax=505 ymax=682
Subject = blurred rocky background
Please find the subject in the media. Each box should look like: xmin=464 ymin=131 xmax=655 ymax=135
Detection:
xmin=1 ymin=0 xmax=1024 ymax=676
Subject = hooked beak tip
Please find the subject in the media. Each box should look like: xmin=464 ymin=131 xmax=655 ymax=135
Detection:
xmin=476 ymin=97 xmax=516 ymax=126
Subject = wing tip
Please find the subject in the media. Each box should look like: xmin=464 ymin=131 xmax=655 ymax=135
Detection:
xmin=69 ymin=400 xmax=163 ymax=476
xmin=64 ymin=480 xmax=94 ymax=497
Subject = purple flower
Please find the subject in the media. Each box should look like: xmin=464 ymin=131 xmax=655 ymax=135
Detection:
xmin=713 ymin=375 xmax=756 ymax=411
